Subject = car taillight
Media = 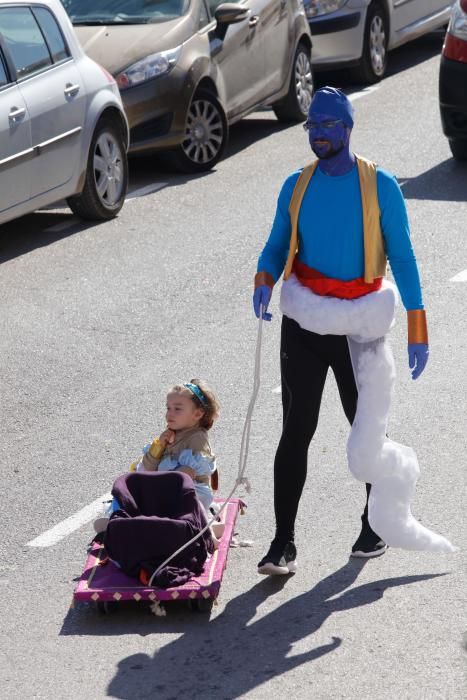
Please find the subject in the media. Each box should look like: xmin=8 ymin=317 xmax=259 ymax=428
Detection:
xmin=443 ymin=0 xmax=467 ymax=61
xmin=99 ymin=64 xmax=116 ymax=84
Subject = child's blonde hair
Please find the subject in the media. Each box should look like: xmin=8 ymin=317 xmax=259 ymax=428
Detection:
xmin=169 ymin=378 xmax=220 ymax=430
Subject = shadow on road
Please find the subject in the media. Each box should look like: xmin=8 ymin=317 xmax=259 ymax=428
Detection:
xmin=385 ymin=30 xmax=446 ymax=80
xmin=0 ymin=211 xmax=98 ymax=265
xmin=60 ymin=559 xmax=446 ymax=699
xmin=225 ymin=114 xmax=295 ymax=159
xmin=400 ymin=158 xmax=467 ymax=202
xmin=0 ymin=167 xmax=209 ymax=264
xmin=316 ymin=30 xmax=445 ymax=89
xmin=127 ymin=155 xmax=211 ymax=191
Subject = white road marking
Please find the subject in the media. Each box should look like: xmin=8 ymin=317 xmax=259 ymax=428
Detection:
xmin=127 ymin=182 xmax=167 ymax=199
xmin=450 ymin=269 xmax=467 ymax=282
xmin=348 ymin=85 xmax=381 ymax=103
xmin=272 ymin=385 xmax=281 ymax=394
xmin=26 ymin=492 xmax=111 ymax=547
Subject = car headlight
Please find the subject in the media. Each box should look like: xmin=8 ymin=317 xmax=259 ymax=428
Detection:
xmin=116 ymin=46 xmax=182 ymax=89
xmin=305 ymin=0 xmax=347 ymax=19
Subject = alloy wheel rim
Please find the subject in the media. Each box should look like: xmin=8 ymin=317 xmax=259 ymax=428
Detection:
xmin=182 ymin=99 xmax=224 ymax=164
xmin=369 ymin=15 xmax=386 ymax=76
xmin=93 ymin=132 xmax=124 ymax=207
xmin=295 ymin=51 xmax=313 ymax=114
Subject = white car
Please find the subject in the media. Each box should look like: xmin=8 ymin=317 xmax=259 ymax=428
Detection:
xmin=0 ymin=0 xmax=129 ymax=226
xmin=305 ymin=0 xmax=453 ymax=83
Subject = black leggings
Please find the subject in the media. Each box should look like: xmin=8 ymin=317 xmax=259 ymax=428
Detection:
xmin=274 ymin=315 xmax=370 ymax=542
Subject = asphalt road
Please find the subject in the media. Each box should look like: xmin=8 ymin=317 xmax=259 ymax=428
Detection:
xmin=0 ymin=32 xmax=465 ymax=699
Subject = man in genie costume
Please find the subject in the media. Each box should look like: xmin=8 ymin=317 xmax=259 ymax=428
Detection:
xmin=253 ymin=87 xmax=455 ymax=576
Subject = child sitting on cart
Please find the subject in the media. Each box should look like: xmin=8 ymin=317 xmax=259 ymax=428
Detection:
xmin=94 ymin=380 xmax=224 ymax=587
xmin=94 ymin=379 xmax=224 ymax=541
xmin=131 ymin=379 xmax=220 ymax=516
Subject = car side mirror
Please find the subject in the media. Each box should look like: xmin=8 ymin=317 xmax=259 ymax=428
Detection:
xmin=214 ymin=3 xmax=249 ymax=40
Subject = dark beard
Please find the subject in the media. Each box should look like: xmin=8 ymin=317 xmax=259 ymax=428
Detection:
xmin=311 ymin=140 xmax=345 ymax=160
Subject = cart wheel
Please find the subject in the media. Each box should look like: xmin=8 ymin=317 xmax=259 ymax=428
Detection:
xmin=96 ymin=600 xmax=118 ymax=615
xmin=189 ymin=597 xmax=214 ymax=613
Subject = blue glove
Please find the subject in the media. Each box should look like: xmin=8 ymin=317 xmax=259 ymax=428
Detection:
xmin=408 ymin=343 xmax=429 ymax=380
xmin=253 ymin=285 xmax=272 ymax=321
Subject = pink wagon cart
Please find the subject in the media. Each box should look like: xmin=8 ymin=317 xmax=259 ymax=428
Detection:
xmin=74 ymin=498 xmax=245 ymax=613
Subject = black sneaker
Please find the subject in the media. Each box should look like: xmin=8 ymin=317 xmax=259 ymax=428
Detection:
xmin=257 ymin=539 xmax=297 ymax=575
xmin=351 ymin=521 xmax=387 ymax=559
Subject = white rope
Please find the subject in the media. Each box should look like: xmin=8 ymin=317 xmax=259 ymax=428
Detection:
xmin=148 ymin=311 xmax=264 ymax=588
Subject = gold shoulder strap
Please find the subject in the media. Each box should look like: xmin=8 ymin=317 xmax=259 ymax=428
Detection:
xmin=355 ymin=154 xmax=386 ymax=283
xmin=284 ymin=161 xmax=319 ymax=280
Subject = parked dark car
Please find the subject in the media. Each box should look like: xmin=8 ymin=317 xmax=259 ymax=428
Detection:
xmin=61 ymin=0 xmax=313 ymax=172
xmin=439 ymin=0 xmax=467 ymax=161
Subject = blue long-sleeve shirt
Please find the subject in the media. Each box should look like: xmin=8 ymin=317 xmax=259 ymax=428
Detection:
xmin=257 ymin=165 xmax=423 ymax=310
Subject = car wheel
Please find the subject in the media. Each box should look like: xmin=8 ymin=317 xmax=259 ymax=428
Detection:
xmin=353 ymin=1 xmax=388 ymax=84
xmin=449 ymin=138 xmax=467 ymax=161
xmin=67 ymin=119 xmax=128 ymax=221
xmin=170 ymin=90 xmax=228 ymax=173
xmin=273 ymin=43 xmax=314 ymax=122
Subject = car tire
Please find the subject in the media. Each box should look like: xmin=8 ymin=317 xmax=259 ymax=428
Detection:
xmin=449 ymin=138 xmax=467 ymax=161
xmin=67 ymin=118 xmax=128 ymax=221
xmin=273 ymin=43 xmax=314 ymax=123
xmin=353 ymin=1 xmax=388 ymax=84
xmin=169 ymin=90 xmax=228 ymax=173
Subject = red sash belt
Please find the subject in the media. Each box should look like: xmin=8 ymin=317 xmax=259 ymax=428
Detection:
xmin=293 ymin=258 xmax=382 ymax=300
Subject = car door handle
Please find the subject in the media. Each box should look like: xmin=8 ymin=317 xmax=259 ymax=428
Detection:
xmin=249 ymin=15 xmax=259 ymax=27
xmin=8 ymin=106 xmax=26 ymax=122
xmin=64 ymin=83 xmax=80 ymax=97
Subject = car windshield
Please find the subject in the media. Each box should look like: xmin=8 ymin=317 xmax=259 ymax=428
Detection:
xmin=60 ymin=0 xmax=190 ymax=25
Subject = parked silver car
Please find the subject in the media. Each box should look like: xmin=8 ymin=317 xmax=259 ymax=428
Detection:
xmin=304 ymin=0 xmax=453 ymax=83
xmin=0 ymin=0 xmax=129 ymax=226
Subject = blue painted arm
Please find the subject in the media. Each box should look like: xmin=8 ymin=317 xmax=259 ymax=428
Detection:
xmin=378 ymin=170 xmax=424 ymax=311
xmin=257 ymin=172 xmax=300 ymax=281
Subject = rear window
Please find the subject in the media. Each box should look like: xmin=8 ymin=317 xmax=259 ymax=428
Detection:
xmin=0 ymin=52 xmax=9 ymax=87
xmin=0 ymin=6 xmax=52 ymax=79
xmin=32 ymin=6 xmax=70 ymax=63
xmin=61 ymin=0 xmax=190 ymax=25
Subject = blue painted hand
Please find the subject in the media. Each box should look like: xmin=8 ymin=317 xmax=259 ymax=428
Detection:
xmin=253 ymin=285 xmax=272 ymax=321
xmin=408 ymin=343 xmax=429 ymax=380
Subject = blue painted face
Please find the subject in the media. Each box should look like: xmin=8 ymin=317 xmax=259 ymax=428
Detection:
xmin=306 ymin=111 xmax=349 ymax=160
